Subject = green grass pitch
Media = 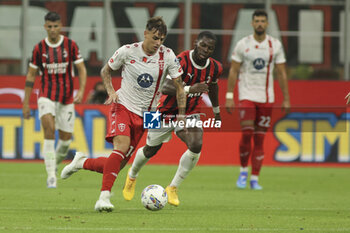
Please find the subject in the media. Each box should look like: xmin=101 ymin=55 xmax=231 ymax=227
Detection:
xmin=0 ymin=162 xmax=349 ymax=233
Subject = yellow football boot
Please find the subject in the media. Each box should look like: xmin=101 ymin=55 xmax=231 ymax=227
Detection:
xmin=165 ymin=186 xmax=180 ymax=206
xmin=122 ymin=168 xmax=137 ymax=201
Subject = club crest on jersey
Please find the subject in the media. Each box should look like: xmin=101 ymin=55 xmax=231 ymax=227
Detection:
xmin=137 ymin=73 xmax=153 ymax=88
xmin=253 ymin=58 xmax=265 ymax=70
xmin=118 ymin=123 xmax=126 ymax=132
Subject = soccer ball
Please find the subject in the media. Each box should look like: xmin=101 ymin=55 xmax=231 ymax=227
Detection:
xmin=141 ymin=184 xmax=167 ymax=211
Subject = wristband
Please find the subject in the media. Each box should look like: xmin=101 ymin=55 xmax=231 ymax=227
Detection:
xmin=212 ymin=106 xmax=220 ymax=114
xmin=184 ymin=86 xmax=191 ymax=95
xmin=25 ymin=81 xmax=34 ymax=88
xmin=226 ymin=92 xmax=234 ymax=99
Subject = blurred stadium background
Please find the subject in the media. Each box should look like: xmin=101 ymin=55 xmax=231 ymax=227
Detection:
xmin=0 ymin=0 xmax=350 ymax=167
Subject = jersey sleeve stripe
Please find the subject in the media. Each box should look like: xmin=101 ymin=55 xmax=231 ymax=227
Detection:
xmin=74 ymin=58 xmax=84 ymax=64
xmin=29 ymin=63 xmax=38 ymax=69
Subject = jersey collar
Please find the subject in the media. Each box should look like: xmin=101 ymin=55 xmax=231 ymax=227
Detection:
xmin=45 ymin=35 xmax=64 ymax=48
xmin=189 ymin=50 xmax=210 ymax=70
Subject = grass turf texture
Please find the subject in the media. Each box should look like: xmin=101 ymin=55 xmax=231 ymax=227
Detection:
xmin=0 ymin=162 xmax=349 ymax=233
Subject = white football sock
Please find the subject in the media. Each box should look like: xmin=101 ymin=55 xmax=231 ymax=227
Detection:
xmin=129 ymin=147 xmax=150 ymax=179
xmin=250 ymin=175 xmax=259 ymax=181
xmin=55 ymin=139 xmax=72 ymax=165
xmin=240 ymin=167 xmax=248 ymax=173
xmin=169 ymin=149 xmax=200 ymax=187
xmin=43 ymin=139 xmax=56 ymax=177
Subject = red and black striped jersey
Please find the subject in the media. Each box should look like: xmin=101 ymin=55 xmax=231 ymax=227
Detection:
xmin=158 ymin=50 xmax=223 ymax=115
xmin=29 ymin=35 xmax=83 ymax=104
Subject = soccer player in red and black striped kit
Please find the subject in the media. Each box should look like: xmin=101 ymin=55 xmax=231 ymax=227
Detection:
xmin=22 ymin=12 xmax=87 ymax=188
xmin=122 ymin=31 xmax=223 ymax=206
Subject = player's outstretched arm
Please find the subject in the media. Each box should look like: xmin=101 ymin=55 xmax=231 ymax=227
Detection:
xmin=100 ymin=63 xmax=118 ymax=105
xmin=345 ymin=92 xmax=350 ymax=105
xmin=225 ymin=61 xmax=240 ymax=114
xmin=22 ymin=66 xmax=37 ymax=119
xmin=162 ymin=78 xmax=208 ymax=96
xmin=275 ymin=63 xmax=290 ymax=113
xmin=73 ymin=61 xmax=87 ymax=104
xmin=208 ymin=82 xmax=221 ymax=121
xmin=172 ymin=76 xmax=187 ymax=132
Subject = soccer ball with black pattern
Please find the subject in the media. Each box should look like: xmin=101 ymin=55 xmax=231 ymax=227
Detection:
xmin=141 ymin=184 xmax=167 ymax=211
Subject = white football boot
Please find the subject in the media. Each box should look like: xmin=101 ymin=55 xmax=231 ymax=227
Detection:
xmin=94 ymin=190 xmax=114 ymax=212
xmin=60 ymin=152 xmax=87 ymax=179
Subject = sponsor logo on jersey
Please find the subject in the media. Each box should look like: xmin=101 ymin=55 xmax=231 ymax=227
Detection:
xmin=137 ymin=73 xmax=153 ymax=88
xmin=253 ymin=58 xmax=265 ymax=70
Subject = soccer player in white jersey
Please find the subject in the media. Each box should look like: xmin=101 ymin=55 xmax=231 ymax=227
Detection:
xmin=225 ymin=9 xmax=290 ymax=190
xmin=61 ymin=16 xmax=186 ymax=212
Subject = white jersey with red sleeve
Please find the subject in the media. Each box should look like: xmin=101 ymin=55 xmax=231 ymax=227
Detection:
xmin=108 ymin=42 xmax=183 ymax=116
xmin=231 ymin=34 xmax=286 ymax=103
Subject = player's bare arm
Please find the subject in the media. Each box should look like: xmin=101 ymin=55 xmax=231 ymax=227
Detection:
xmin=100 ymin=63 xmax=118 ymax=105
xmin=162 ymin=79 xmax=209 ymax=96
xmin=172 ymin=77 xmax=186 ymax=114
xmin=345 ymin=92 xmax=350 ymax=104
xmin=172 ymin=76 xmax=187 ymax=131
xmin=73 ymin=61 xmax=87 ymax=104
xmin=22 ymin=66 xmax=37 ymax=119
xmin=208 ymin=82 xmax=221 ymax=121
xmin=275 ymin=63 xmax=290 ymax=113
xmin=225 ymin=60 xmax=241 ymax=113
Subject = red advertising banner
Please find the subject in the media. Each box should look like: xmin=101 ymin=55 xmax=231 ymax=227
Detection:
xmin=0 ymin=76 xmax=349 ymax=166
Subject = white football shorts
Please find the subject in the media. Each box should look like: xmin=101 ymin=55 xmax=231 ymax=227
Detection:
xmin=37 ymin=97 xmax=75 ymax=133
xmin=146 ymin=113 xmax=202 ymax=146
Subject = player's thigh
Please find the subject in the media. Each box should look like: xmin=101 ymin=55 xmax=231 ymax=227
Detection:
xmin=146 ymin=127 xmax=173 ymax=147
xmin=56 ymin=102 xmax=75 ymax=133
xmin=38 ymin=97 xmax=56 ymax=119
xmin=40 ymin=113 xmax=56 ymax=139
xmin=58 ymin=129 xmax=72 ymax=141
xmin=177 ymin=127 xmax=203 ymax=152
xmin=255 ymin=103 xmax=273 ymax=130
xmin=112 ymin=135 xmax=131 ymax=154
xmin=143 ymin=144 xmax=163 ymax=158
xmin=106 ymin=104 xmax=132 ymax=151
xmin=238 ymin=100 xmax=256 ymax=128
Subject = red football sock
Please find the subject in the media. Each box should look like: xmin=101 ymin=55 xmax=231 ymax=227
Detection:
xmin=251 ymin=132 xmax=266 ymax=175
xmin=239 ymin=127 xmax=254 ymax=167
xmin=83 ymin=157 xmax=107 ymax=174
xmin=101 ymin=150 xmax=125 ymax=191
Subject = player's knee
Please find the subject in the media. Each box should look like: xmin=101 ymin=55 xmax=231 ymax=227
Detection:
xmin=188 ymin=141 xmax=202 ymax=154
xmin=43 ymin=127 xmax=55 ymax=139
xmin=143 ymin=144 xmax=162 ymax=158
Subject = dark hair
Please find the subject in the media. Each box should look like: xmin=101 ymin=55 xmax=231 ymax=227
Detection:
xmin=44 ymin=12 xmax=61 ymax=22
xmin=146 ymin=16 xmax=167 ymax=36
xmin=252 ymin=9 xmax=268 ymax=19
xmin=198 ymin=31 xmax=217 ymax=42
xmin=93 ymin=81 xmax=104 ymax=91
